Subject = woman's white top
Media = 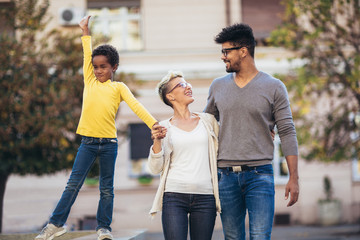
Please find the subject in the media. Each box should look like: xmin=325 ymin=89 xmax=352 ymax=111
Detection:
xmin=164 ymin=119 xmax=213 ymax=194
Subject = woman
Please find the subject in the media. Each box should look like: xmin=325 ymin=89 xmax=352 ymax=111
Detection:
xmin=148 ymin=70 xmax=220 ymax=240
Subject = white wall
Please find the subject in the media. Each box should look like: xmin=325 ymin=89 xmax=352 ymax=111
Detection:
xmin=142 ymin=0 xmax=226 ymax=50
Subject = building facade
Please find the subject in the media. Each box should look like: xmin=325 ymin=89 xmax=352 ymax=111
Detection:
xmin=1 ymin=0 xmax=359 ymax=228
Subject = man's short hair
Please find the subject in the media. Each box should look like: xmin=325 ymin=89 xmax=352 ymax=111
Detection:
xmin=92 ymin=44 xmax=119 ymax=67
xmin=215 ymin=23 xmax=256 ymax=58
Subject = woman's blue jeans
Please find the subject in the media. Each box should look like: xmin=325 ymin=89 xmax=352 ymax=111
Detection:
xmin=49 ymin=136 xmax=118 ymax=231
xmin=162 ymin=192 xmax=217 ymax=240
xmin=218 ymin=164 xmax=275 ymax=240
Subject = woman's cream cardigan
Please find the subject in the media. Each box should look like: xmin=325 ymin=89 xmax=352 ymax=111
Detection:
xmin=147 ymin=112 xmax=221 ymax=217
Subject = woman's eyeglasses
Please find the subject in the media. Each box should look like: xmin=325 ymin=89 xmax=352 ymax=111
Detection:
xmin=168 ymin=82 xmax=192 ymax=93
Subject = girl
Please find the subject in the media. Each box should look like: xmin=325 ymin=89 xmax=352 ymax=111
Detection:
xmin=35 ymin=16 xmax=158 ymax=240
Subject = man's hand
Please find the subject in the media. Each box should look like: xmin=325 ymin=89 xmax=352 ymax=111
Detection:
xmin=79 ymin=15 xmax=91 ymax=35
xmin=285 ymin=177 xmax=299 ymax=207
xmin=285 ymin=155 xmax=299 ymax=207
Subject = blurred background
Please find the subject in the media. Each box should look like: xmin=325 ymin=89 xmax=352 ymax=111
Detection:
xmin=0 ymin=0 xmax=359 ymax=238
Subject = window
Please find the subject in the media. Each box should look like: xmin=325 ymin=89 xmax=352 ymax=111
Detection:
xmin=349 ymin=111 xmax=360 ymax=182
xmin=241 ymin=0 xmax=284 ymax=44
xmin=128 ymin=123 xmax=152 ymax=177
xmin=88 ymin=0 xmax=142 ymax=51
xmin=352 ymin=158 xmax=360 ymax=182
xmin=129 ymin=123 xmax=152 ymax=160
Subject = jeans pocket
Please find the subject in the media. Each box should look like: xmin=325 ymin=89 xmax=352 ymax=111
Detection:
xmin=164 ymin=192 xmax=176 ymax=198
xmin=163 ymin=192 xmax=179 ymax=202
xmin=163 ymin=192 xmax=187 ymax=207
xmin=254 ymin=164 xmax=273 ymax=176
xmin=253 ymin=165 xmax=274 ymax=185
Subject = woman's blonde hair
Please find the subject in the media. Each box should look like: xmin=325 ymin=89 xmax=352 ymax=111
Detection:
xmin=156 ymin=70 xmax=184 ymax=107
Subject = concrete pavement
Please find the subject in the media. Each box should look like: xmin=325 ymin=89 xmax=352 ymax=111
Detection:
xmin=270 ymin=225 xmax=360 ymax=240
xmin=145 ymin=225 xmax=360 ymax=240
xmin=2 ymin=172 xmax=360 ymax=240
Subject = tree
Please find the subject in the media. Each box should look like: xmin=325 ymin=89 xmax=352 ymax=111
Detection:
xmin=0 ymin=0 xmax=141 ymax=232
xmin=0 ymin=0 xmax=83 ymax=232
xmin=269 ymin=0 xmax=360 ymax=161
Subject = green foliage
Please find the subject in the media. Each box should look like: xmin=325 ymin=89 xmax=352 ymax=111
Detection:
xmin=0 ymin=0 xmax=143 ymax=232
xmin=0 ymin=0 xmax=142 ymax=177
xmin=323 ymin=175 xmax=333 ymax=201
xmin=270 ymin=0 xmax=360 ymax=161
xmin=137 ymin=174 xmax=154 ymax=185
xmin=0 ymin=0 xmax=82 ymax=176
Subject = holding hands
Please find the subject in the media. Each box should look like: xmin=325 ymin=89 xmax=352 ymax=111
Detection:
xmin=151 ymin=123 xmax=167 ymax=140
xmin=151 ymin=123 xmax=166 ymax=154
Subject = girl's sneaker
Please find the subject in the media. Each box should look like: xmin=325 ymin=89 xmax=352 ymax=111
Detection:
xmin=97 ymin=228 xmax=113 ymax=240
xmin=34 ymin=223 xmax=67 ymax=240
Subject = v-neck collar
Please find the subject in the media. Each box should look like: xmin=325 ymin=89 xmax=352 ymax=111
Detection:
xmin=232 ymin=71 xmax=261 ymax=89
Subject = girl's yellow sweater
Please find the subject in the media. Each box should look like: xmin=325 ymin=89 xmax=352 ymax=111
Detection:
xmin=76 ymin=36 xmax=156 ymax=138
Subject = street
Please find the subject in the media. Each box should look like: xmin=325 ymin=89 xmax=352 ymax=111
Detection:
xmin=2 ymin=172 xmax=360 ymax=240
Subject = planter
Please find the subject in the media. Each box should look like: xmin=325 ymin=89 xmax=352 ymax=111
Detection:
xmin=84 ymin=177 xmax=99 ymax=187
xmin=318 ymin=199 xmax=341 ymax=226
xmin=137 ymin=175 xmax=153 ymax=186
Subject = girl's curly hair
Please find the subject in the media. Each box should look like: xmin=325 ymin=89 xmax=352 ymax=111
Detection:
xmin=92 ymin=44 xmax=119 ymax=67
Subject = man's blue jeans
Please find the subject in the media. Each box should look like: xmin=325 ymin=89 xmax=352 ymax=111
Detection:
xmin=49 ymin=136 xmax=118 ymax=231
xmin=162 ymin=192 xmax=217 ymax=240
xmin=218 ymin=164 xmax=275 ymax=240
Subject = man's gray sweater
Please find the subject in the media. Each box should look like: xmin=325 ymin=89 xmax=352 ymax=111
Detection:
xmin=205 ymin=71 xmax=298 ymax=167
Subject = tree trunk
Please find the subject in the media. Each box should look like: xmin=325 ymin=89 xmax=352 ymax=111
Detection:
xmin=0 ymin=173 xmax=9 ymax=233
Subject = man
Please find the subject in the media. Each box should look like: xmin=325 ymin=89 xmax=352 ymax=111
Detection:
xmin=205 ymin=23 xmax=299 ymax=240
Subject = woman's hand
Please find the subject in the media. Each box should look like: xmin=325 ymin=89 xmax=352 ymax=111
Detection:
xmin=271 ymin=129 xmax=276 ymax=141
xmin=151 ymin=123 xmax=167 ymax=140
xmin=151 ymin=123 xmax=167 ymax=154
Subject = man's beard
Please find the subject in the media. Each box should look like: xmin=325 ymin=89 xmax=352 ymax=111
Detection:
xmin=226 ymin=67 xmax=235 ymax=73
xmin=225 ymin=61 xmax=239 ymax=73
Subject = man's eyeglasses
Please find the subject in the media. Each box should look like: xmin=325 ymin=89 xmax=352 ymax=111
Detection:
xmin=221 ymin=47 xmax=243 ymax=57
xmin=168 ymin=82 xmax=192 ymax=93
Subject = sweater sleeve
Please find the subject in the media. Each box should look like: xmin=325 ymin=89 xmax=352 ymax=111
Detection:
xmin=274 ymin=81 xmax=298 ymax=156
xmin=210 ymin=114 xmax=219 ymax=138
xmin=81 ymin=36 xmax=94 ymax=85
xmin=204 ymin=82 xmax=219 ymax=121
xmin=119 ymin=83 xmax=157 ymax=129
xmin=147 ymin=146 xmax=165 ymax=174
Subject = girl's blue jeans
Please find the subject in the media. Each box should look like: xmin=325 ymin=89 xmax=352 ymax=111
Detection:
xmin=218 ymin=164 xmax=275 ymax=240
xmin=162 ymin=192 xmax=217 ymax=240
xmin=49 ymin=136 xmax=118 ymax=231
